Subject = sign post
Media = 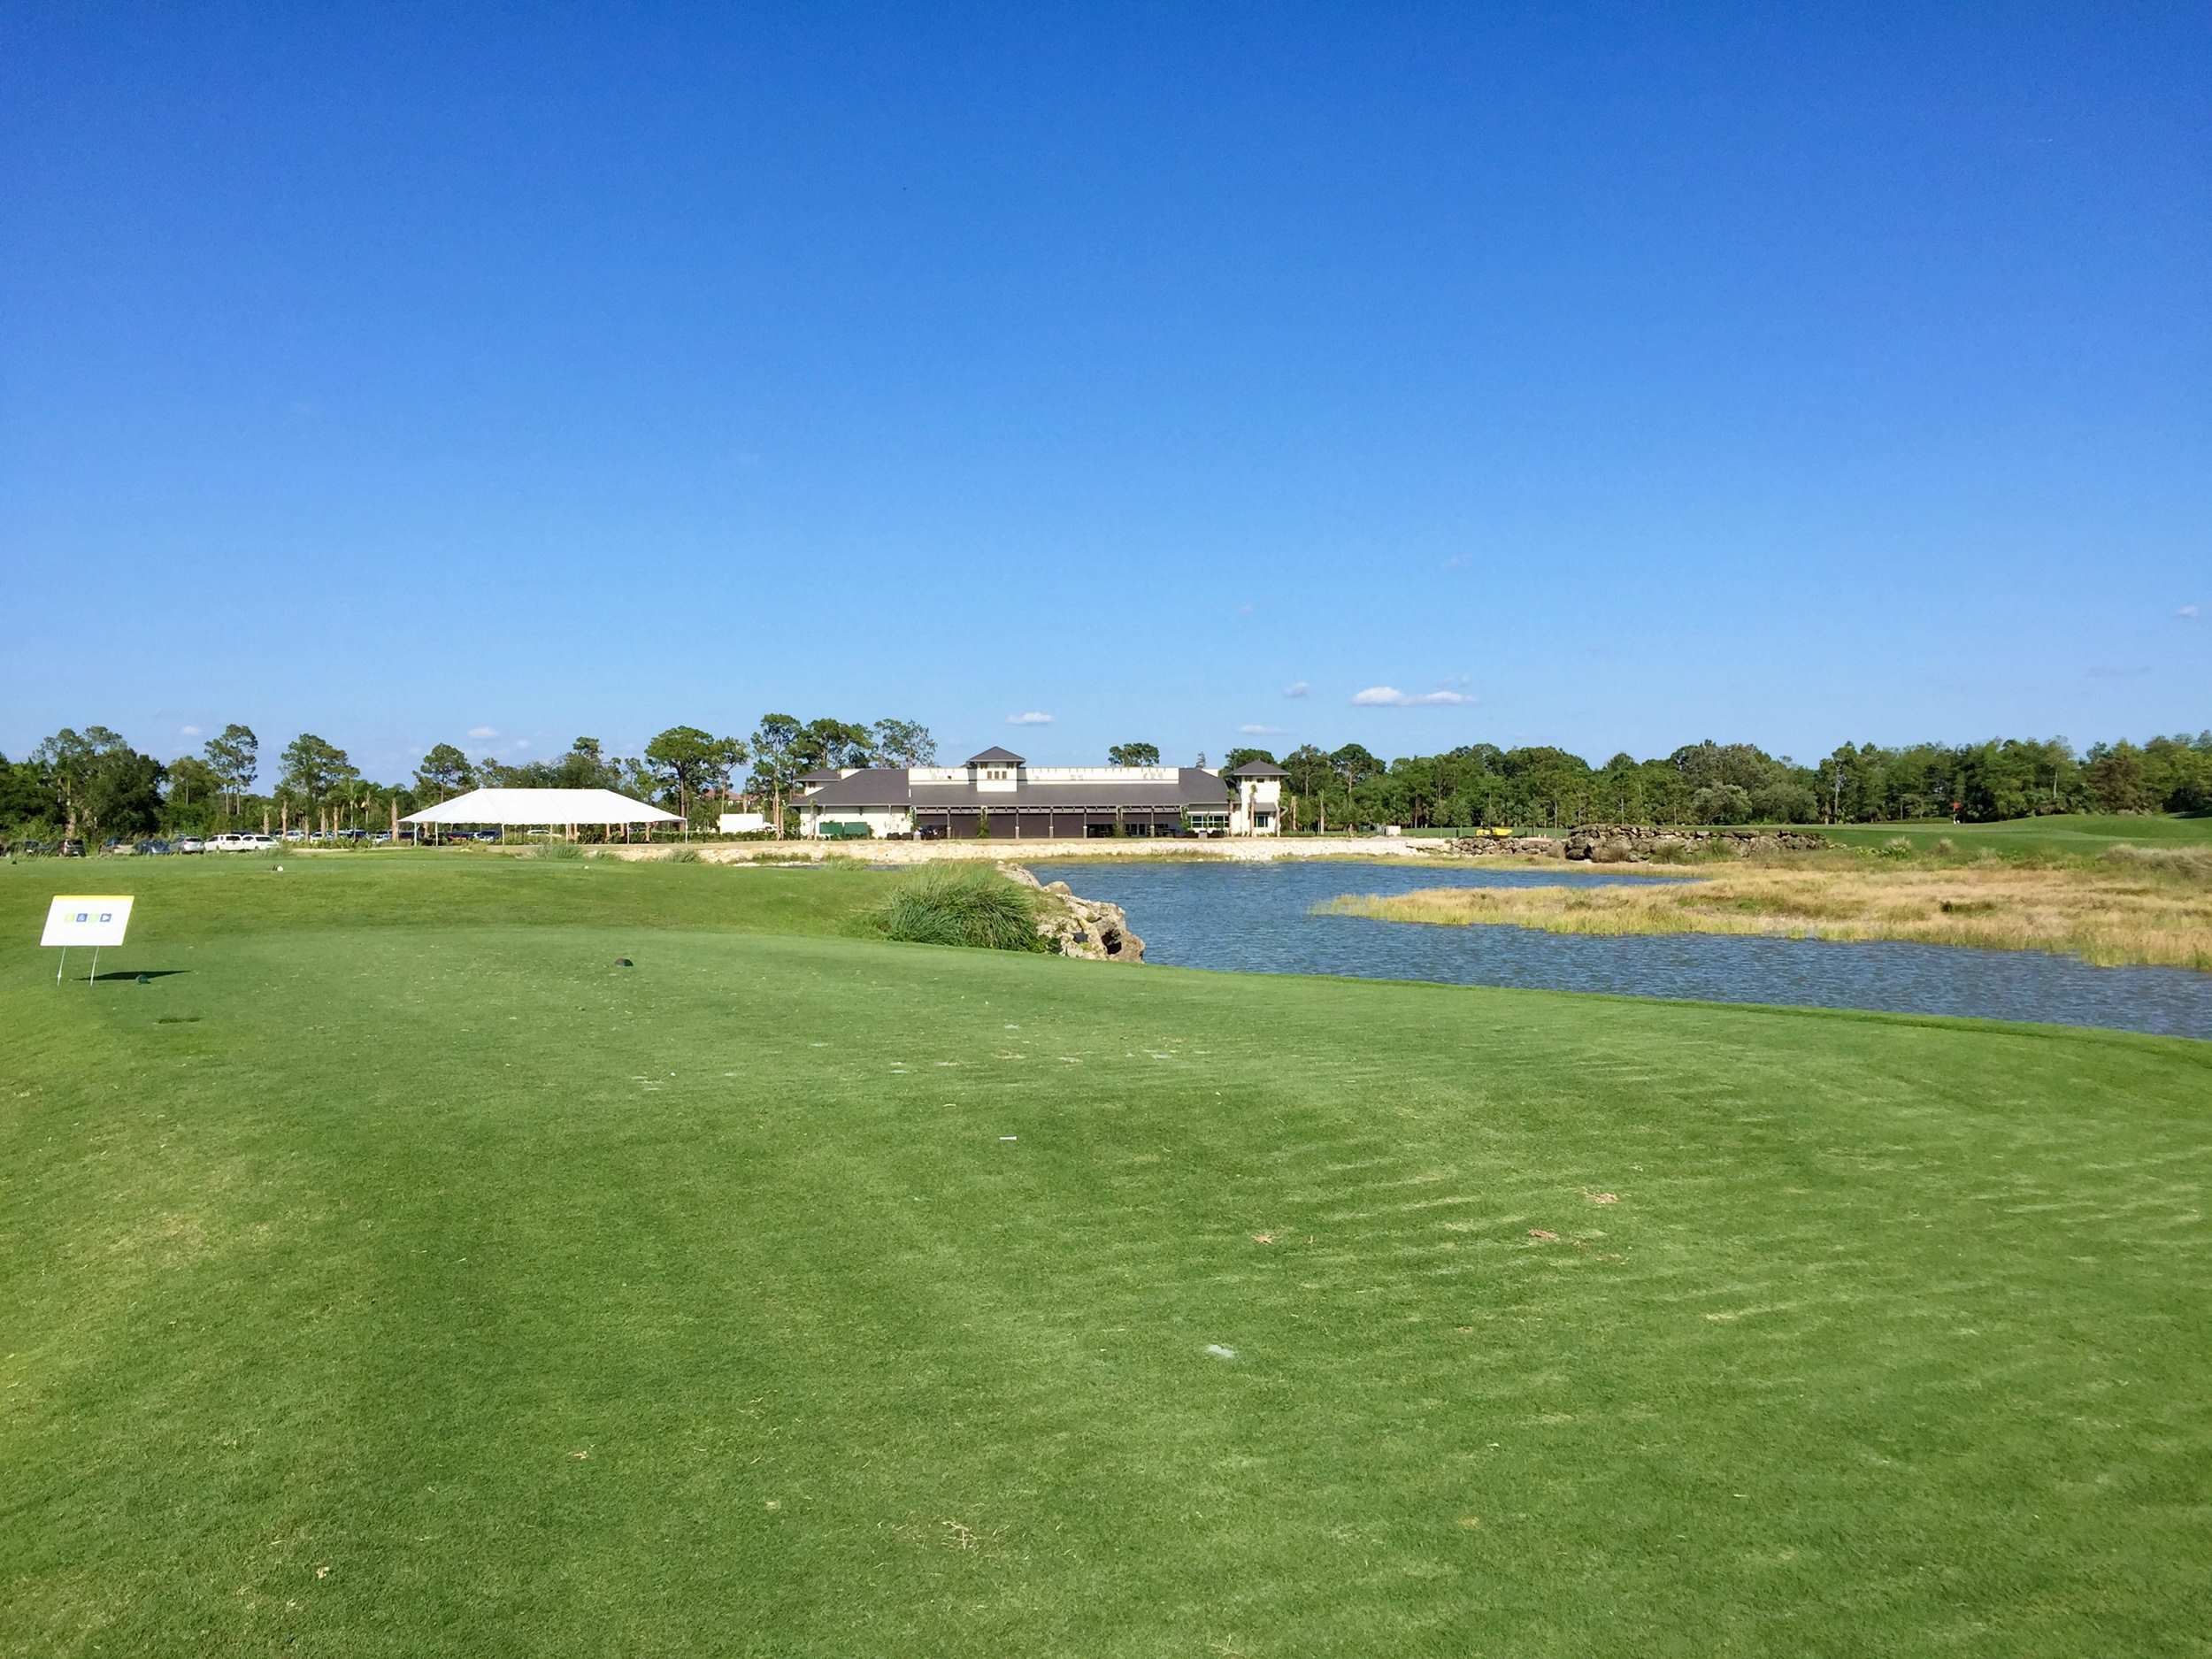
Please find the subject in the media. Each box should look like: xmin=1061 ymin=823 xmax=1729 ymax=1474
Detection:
xmin=41 ymin=895 xmax=134 ymax=987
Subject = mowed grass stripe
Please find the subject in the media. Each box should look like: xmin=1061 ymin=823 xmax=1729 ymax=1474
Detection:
xmin=2 ymin=858 xmax=2209 ymax=1655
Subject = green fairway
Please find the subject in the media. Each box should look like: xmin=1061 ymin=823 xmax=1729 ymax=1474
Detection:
xmin=3 ymin=857 xmax=2208 ymax=1656
xmin=1801 ymin=812 xmax=2212 ymax=857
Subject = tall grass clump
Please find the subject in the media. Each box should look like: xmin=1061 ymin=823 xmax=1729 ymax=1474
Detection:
xmin=1677 ymin=838 xmax=1747 ymax=864
xmin=531 ymin=839 xmax=588 ymax=861
xmin=872 ymin=866 xmax=1048 ymax=952
xmin=2102 ymin=844 xmax=2212 ymax=883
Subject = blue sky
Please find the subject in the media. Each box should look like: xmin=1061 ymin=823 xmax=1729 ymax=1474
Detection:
xmin=4 ymin=3 xmax=2205 ymax=782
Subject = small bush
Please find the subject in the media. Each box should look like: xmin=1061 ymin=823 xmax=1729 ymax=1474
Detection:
xmin=872 ymin=867 xmax=1048 ymax=952
xmin=531 ymin=839 xmax=588 ymax=861
xmin=1878 ymin=837 xmax=1915 ymax=860
xmin=659 ymin=846 xmax=703 ymax=864
xmin=1932 ymin=838 xmax=1956 ymax=856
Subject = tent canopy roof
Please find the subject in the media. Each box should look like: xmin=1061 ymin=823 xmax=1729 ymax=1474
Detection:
xmin=402 ymin=787 xmax=680 ymax=825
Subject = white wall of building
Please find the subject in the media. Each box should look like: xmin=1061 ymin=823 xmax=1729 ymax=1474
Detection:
xmin=798 ymin=803 xmax=915 ymax=839
xmin=1231 ymin=778 xmax=1282 ymax=836
xmin=908 ymin=764 xmax=1184 ymax=787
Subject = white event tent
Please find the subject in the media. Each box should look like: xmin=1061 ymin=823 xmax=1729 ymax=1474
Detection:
xmin=402 ymin=787 xmax=682 ymax=842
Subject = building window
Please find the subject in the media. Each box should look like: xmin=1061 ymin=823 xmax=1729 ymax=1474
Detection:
xmin=985 ymin=767 xmax=1010 ymax=781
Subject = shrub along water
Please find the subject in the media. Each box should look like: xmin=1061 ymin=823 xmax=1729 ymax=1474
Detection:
xmin=872 ymin=865 xmax=1047 ymax=951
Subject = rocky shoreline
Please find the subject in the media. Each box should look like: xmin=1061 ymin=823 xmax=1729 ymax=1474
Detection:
xmin=1002 ymin=865 xmax=1146 ymax=961
xmin=1432 ymin=826 xmax=1830 ymax=863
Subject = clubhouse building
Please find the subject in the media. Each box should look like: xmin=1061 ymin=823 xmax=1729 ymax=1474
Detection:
xmin=796 ymin=749 xmax=1284 ymax=841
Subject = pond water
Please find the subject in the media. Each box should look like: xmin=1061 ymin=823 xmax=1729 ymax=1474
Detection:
xmin=1025 ymin=860 xmax=2212 ymax=1041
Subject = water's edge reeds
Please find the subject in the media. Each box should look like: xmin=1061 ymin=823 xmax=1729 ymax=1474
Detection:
xmin=1319 ymin=845 xmax=2212 ymax=971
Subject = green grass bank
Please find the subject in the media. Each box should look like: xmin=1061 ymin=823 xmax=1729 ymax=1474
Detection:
xmin=3 ymin=856 xmax=2208 ymax=1656
xmin=1773 ymin=811 xmax=2212 ymax=858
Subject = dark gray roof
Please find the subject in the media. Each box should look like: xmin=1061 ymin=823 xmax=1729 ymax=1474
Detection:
xmin=798 ymin=769 xmax=842 ymax=783
xmin=1231 ymin=761 xmax=1287 ymax=777
xmin=965 ymin=745 xmax=1025 ymax=765
xmin=805 ymin=767 xmax=1230 ymax=810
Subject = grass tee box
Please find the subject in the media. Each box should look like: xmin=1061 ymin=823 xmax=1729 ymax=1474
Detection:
xmin=2 ymin=855 xmax=2208 ymax=1657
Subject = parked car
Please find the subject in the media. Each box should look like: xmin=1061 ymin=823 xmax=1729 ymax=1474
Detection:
xmin=209 ymin=832 xmax=278 ymax=853
xmin=471 ymin=829 xmax=500 ymax=842
xmin=176 ymin=836 xmax=205 ymax=854
xmin=102 ymin=838 xmax=128 ymax=855
xmin=134 ymin=840 xmax=172 ymax=856
xmin=58 ymin=839 xmax=86 ymax=856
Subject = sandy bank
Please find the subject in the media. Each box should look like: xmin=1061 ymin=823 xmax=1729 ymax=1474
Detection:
xmin=600 ymin=834 xmax=1449 ymax=866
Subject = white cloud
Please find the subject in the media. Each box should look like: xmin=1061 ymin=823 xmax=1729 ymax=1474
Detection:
xmin=2181 ymin=603 xmax=2201 ymax=620
xmin=468 ymin=725 xmax=498 ymax=739
xmin=514 ymin=738 xmax=532 ymax=749
xmin=1007 ymin=710 xmax=1054 ymax=726
xmin=1351 ymin=686 xmax=1475 ymax=708
xmin=1238 ymin=723 xmax=1286 ymax=736
xmin=180 ymin=724 xmax=202 ymax=737
xmin=1282 ymin=681 xmax=1310 ymax=699
xmin=1235 ymin=602 xmax=1256 ymax=617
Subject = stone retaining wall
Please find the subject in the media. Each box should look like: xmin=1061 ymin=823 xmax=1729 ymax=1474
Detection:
xmin=1431 ymin=826 xmax=1829 ymax=863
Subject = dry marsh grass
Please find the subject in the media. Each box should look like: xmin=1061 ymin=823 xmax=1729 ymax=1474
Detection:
xmin=1324 ymin=844 xmax=2212 ymax=971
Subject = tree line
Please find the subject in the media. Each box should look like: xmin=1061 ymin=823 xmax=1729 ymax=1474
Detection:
xmin=0 ymin=716 xmax=935 ymax=842
xmin=1210 ymin=733 xmax=2212 ymax=832
xmin=3 ymin=720 xmax=2206 ymax=843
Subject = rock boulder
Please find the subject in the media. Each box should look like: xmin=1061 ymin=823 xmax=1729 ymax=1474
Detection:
xmin=1002 ymin=865 xmax=1146 ymax=962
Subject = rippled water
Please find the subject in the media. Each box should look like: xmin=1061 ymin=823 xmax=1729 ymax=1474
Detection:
xmin=1025 ymin=860 xmax=2212 ymax=1041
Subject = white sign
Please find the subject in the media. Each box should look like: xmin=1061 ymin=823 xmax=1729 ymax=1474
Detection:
xmin=718 ymin=812 xmax=768 ymax=833
xmin=42 ymin=895 xmax=134 ymax=949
